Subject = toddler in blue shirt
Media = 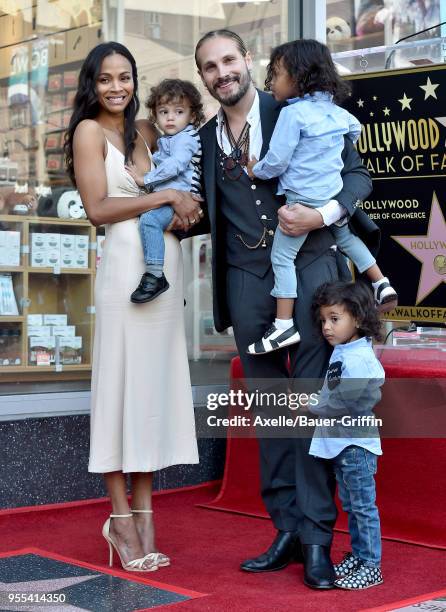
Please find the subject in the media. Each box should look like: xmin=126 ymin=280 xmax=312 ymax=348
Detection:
xmin=126 ymin=79 xmax=203 ymax=303
xmin=246 ymin=40 xmax=397 ymax=355
xmin=310 ymin=280 xmax=384 ymax=590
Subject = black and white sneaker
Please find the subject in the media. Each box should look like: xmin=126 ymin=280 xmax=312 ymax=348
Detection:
xmin=334 ymin=552 xmax=361 ymax=578
xmin=373 ymin=277 xmax=398 ymax=312
xmin=334 ymin=561 xmax=383 ymax=590
xmin=247 ymin=323 xmax=301 ymax=355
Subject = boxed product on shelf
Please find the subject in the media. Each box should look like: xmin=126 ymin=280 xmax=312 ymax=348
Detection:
xmin=0 ymin=231 xmax=20 ymax=266
xmin=31 ymin=233 xmax=89 ymax=269
xmin=63 ymin=70 xmax=78 ymax=88
xmin=31 ymin=232 xmax=61 ymax=267
xmin=74 ymin=235 xmax=89 ymax=268
xmin=61 ymin=234 xmax=75 ymax=267
xmin=74 ymin=251 xmax=88 ymax=268
xmin=44 ymin=132 xmax=63 ymax=151
xmin=29 ymin=336 xmax=56 ymax=366
xmin=75 ymin=235 xmax=89 ymax=252
xmin=48 ymin=73 xmax=63 ymax=91
xmin=46 ymin=154 xmax=63 ymax=172
xmin=30 ymin=249 xmax=46 ymax=266
xmin=43 ymin=314 xmax=67 ymax=326
xmin=57 ymin=336 xmax=82 ymax=365
xmin=27 ymin=314 xmax=43 ymax=326
xmin=27 ymin=326 xmax=52 ymax=337
xmin=0 ymin=274 xmax=19 ymax=315
xmin=51 ymin=325 xmax=75 ymax=337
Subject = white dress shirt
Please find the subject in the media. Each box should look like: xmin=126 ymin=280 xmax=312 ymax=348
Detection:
xmin=215 ymin=91 xmax=345 ymax=227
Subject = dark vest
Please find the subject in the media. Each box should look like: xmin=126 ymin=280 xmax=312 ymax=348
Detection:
xmin=215 ymin=146 xmax=284 ymax=277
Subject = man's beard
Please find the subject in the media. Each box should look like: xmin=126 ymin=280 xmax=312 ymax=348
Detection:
xmin=209 ymin=68 xmax=252 ymax=106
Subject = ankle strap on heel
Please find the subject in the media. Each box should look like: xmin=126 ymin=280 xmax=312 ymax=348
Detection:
xmin=110 ymin=513 xmax=133 ymax=518
xmin=131 ymin=509 xmax=153 ymax=514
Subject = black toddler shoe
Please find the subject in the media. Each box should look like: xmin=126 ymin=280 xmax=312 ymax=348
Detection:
xmin=130 ymin=272 xmax=169 ymax=304
xmin=240 ymin=530 xmax=303 ymax=573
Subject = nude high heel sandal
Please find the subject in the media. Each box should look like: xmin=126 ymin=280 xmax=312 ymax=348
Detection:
xmin=102 ymin=513 xmax=159 ymax=572
xmin=131 ymin=509 xmax=170 ymax=567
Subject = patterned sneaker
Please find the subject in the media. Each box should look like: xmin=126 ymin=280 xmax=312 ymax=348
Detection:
xmin=373 ymin=277 xmax=398 ymax=312
xmin=334 ymin=561 xmax=383 ymax=590
xmin=247 ymin=323 xmax=301 ymax=355
xmin=334 ymin=552 xmax=361 ymax=578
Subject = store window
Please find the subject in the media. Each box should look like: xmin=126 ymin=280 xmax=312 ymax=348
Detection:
xmin=0 ymin=1 xmax=103 ymax=388
xmin=326 ymin=0 xmax=445 ymax=72
xmin=0 ymin=0 xmax=290 ymax=391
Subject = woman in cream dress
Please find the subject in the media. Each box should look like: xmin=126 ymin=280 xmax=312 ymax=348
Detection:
xmin=64 ymin=42 xmax=201 ymax=572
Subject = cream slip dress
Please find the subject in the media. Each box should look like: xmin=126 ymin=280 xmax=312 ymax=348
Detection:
xmin=88 ymin=132 xmax=199 ymax=473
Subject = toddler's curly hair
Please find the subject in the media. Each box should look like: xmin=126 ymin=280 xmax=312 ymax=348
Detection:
xmin=146 ymin=79 xmax=204 ymax=128
xmin=312 ymin=280 xmax=383 ymax=342
xmin=265 ymin=39 xmax=351 ymax=103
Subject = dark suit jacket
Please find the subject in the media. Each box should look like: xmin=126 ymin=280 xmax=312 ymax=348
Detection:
xmin=188 ymin=90 xmax=376 ymax=331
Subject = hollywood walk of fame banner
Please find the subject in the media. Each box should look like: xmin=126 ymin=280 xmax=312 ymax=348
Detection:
xmin=343 ymin=65 xmax=446 ymax=323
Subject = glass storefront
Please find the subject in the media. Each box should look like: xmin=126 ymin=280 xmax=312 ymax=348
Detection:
xmin=0 ymin=0 xmax=444 ymax=395
xmin=0 ymin=1 xmax=103 ymax=389
xmin=327 ymin=0 xmax=445 ymax=72
xmin=0 ymin=0 xmax=291 ymax=390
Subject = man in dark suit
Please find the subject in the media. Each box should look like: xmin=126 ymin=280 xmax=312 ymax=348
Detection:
xmin=190 ymin=30 xmax=375 ymax=589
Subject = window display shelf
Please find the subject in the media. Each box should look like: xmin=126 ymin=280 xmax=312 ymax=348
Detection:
xmin=0 ymin=266 xmax=25 ymax=272
xmin=28 ymin=268 xmax=93 ymax=275
xmin=0 ymin=214 xmax=97 ymax=379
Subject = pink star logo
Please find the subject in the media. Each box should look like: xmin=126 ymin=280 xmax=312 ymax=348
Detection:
xmin=391 ymin=193 xmax=446 ymax=304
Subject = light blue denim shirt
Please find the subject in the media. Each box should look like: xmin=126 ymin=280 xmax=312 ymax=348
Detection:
xmin=144 ymin=123 xmax=201 ymax=193
xmin=253 ymin=91 xmax=362 ymax=200
xmin=309 ymin=337 xmax=384 ymax=459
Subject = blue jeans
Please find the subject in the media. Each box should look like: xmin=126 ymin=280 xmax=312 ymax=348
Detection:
xmin=139 ymin=205 xmax=174 ymax=265
xmin=333 ymin=446 xmax=381 ymax=567
xmin=270 ymin=192 xmax=376 ymax=298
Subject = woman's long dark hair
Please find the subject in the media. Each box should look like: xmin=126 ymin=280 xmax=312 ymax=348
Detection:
xmin=64 ymin=42 xmax=140 ymax=187
xmin=265 ymin=39 xmax=351 ymax=103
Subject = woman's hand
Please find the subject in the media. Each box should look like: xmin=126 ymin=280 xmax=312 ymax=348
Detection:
xmin=170 ymin=190 xmax=204 ymax=227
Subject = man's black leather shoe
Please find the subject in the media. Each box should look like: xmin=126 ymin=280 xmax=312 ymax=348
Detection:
xmin=131 ymin=273 xmax=169 ymax=304
xmin=240 ymin=530 xmax=303 ymax=573
xmin=302 ymin=544 xmax=335 ymax=589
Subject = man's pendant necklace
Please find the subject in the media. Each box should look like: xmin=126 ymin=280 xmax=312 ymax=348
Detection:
xmin=220 ymin=113 xmax=250 ymax=180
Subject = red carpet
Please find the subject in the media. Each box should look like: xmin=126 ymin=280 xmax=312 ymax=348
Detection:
xmin=1 ymin=484 xmax=446 ymax=612
xmin=202 ymin=355 xmax=446 ymax=550
xmin=202 ymin=436 xmax=446 ymax=550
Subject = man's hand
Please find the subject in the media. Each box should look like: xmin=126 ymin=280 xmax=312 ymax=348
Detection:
xmin=166 ymin=213 xmax=187 ymax=232
xmin=246 ymin=156 xmax=258 ymax=179
xmin=278 ymin=203 xmax=325 ymax=236
xmin=171 ymin=190 xmax=204 ymax=227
